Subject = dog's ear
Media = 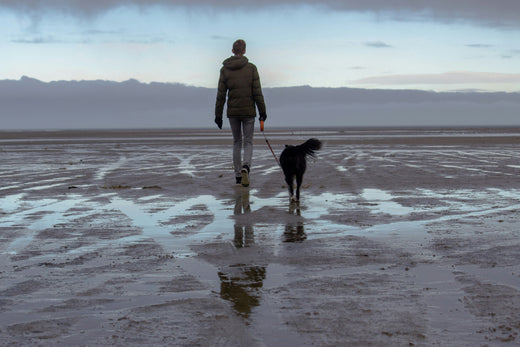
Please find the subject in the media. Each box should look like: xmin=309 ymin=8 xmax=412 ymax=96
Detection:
xmin=285 ymin=145 xmax=289 ymax=148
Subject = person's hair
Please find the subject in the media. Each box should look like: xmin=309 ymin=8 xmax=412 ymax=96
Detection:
xmin=232 ymin=39 xmax=246 ymax=55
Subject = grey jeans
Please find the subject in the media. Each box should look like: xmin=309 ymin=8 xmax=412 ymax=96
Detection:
xmin=229 ymin=117 xmax=255 ymax=177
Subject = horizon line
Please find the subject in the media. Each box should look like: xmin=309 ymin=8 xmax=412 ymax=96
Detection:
xmin=3 ymin=75 xmax=520 ymax=95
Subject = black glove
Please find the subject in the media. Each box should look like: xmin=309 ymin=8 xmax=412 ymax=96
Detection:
xmin=259 ymin=113 xmax=267 ymax=122
xmin=214 ymin=117 xmax=223 ymax=129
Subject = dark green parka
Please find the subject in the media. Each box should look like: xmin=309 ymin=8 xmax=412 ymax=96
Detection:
xmin=215 ymin=55 xmax=266 ymax=118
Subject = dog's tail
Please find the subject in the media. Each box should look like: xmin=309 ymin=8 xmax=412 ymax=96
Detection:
xmin=297 ymin=138 xmax=322 ymax=158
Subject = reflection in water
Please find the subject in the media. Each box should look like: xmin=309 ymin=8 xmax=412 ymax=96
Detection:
xmin=233 ymin=188 xmax=253 ymax=248
xmin=218 ymin=188 xmax=266 ymax=318
xmin=234 ymin=224 xmax=254 ymax=248
xmin=284 ymin=201 xmax=306 ymax=242
xmin=218 ymin=264 xmax=266 ymax=318
xmin=284 ymin=222 xmax=306 ymax=242
xmin=289 ymin=200 xmax=301 ymax=217
xmin=234 ymin=188 xmax=251 ymax=215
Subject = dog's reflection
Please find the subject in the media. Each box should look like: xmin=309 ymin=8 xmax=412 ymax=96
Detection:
xmin=289 ymin=200 xmax=301 ymax=216
xmin=284 ymin=201 xmax=307 ymax=242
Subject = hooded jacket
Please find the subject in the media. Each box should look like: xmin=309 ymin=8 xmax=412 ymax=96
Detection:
xmin=215 ymin=55 xmax=266 ymax=118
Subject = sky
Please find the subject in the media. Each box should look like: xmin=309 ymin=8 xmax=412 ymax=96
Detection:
xmin=2 ymin=0 xmax=520 ymax=92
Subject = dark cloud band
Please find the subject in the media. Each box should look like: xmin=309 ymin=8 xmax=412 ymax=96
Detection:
xmin=1 ymin=0 xmax=519 ymax=28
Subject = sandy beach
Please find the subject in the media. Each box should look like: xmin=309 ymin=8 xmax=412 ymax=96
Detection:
xmin=1 ymin=127 xmax=520 ymax=346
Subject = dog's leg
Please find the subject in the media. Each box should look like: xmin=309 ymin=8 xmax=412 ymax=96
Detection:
xmin=285 ymin=175 xmax=294 ymax=200
xmin=295 ymin=173 xmax=303 ymax=201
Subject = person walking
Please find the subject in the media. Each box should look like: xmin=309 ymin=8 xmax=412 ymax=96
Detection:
xmin=215 ymin=39 xmax=267 ymax=187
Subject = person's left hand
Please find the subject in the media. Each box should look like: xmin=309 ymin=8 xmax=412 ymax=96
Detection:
xmin=215 ymin=117 xmax=223 ymax=129
xmin=259 ymin=113 xmax=267 ymax=122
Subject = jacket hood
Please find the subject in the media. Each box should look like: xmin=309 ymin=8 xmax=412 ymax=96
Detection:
xmin=222 ymin=55 xmax=249 ymax=70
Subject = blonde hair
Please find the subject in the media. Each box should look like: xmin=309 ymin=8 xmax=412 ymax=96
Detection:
xmin=232 ymin=39 xmax=246 ymax=55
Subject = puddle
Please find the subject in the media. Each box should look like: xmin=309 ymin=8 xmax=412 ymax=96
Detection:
xmin=2 ymin=184 xmax=520 ymax=345
xmin=178 ymin=256 xmax=306 ymax=345
xmin=489 ymin=188 xmax=520 ymax=201
xmin=137 ymin=194 xmax=163 ymax=201
xmin=1 ymin=195 xmax=92 ymax=254
xmin=95 ymin=156 xmax=127 ymax=181
xmin=360 ymin=188 xmax=413 ymax=216
xmin=282 ymin=221 xmax=306 ymax=243
xmin=172 ymin=153 xmax=200 ymax=177
xmin=3 ymin=186 xmax=519 ymax=258
xmin=0 ymin=193 xmax=26 ymax=214
xmin=175 ymin=257 xmax=221 ymax=292
xmin=26 ymin=183 xmax=67 ymax=191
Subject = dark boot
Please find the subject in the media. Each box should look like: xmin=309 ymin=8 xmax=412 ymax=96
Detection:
xmin=241 ymin=165 xmax=250 ymax=187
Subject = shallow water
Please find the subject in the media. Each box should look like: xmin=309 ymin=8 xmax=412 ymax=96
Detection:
xmin=1 ymin=128 xmax=520 ymax=346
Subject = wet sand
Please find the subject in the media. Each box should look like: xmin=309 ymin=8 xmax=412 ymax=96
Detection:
xmin=1 ymin=127 xmax=520 ymax=346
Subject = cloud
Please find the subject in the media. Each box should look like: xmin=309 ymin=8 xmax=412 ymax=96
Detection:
xmin=1 ymin=0 xmax=520 ymax=28
xmin=353 ymin=71 xmax=520 ymax=85
xmin=210 ymin=35 xmax=230 ymax=41
xmin=316 ymin=1 xmax=520 ymax=28
xmin=11 ymin=31 xmax=172 ymax=45
xmin=82 ymin=29 xmax=123 ymax=36
xmin=10 ymin=35 xmax=61 ymax=44
xmin=466 ymin=43 xmax=493 ymax=48
xmin=500 ymin=49 xmax=520 ymax=59
xmin=364 ymin=41 xmax=392 ymax=48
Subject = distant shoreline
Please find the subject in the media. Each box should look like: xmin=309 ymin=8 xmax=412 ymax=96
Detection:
xmin=1 ymin=127 xmax=520 ymax=146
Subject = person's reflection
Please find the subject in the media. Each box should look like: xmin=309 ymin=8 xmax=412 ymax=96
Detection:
xmin=233 ymin=188 xmax=253 ymax=248
xmin=284 ymin=201 xmax=307 ymax=242
xmin=217 ymin=188 xmax=266 ymax=318
xmin=218 ymin=265 xmax=266 ymax=318
xmin=233 ymin=187 xmax=251 ymax=215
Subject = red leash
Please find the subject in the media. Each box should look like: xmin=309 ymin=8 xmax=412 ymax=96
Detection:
xmin=260 ymin=121 xmax=280 ymax=167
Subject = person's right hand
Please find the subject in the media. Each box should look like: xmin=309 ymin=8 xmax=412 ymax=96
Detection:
xmin=214 ymin=117 xmax=223 ymax=129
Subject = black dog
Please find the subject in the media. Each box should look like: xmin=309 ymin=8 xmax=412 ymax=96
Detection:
xmin=280 ymin=138 xmax=322 ymax=201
